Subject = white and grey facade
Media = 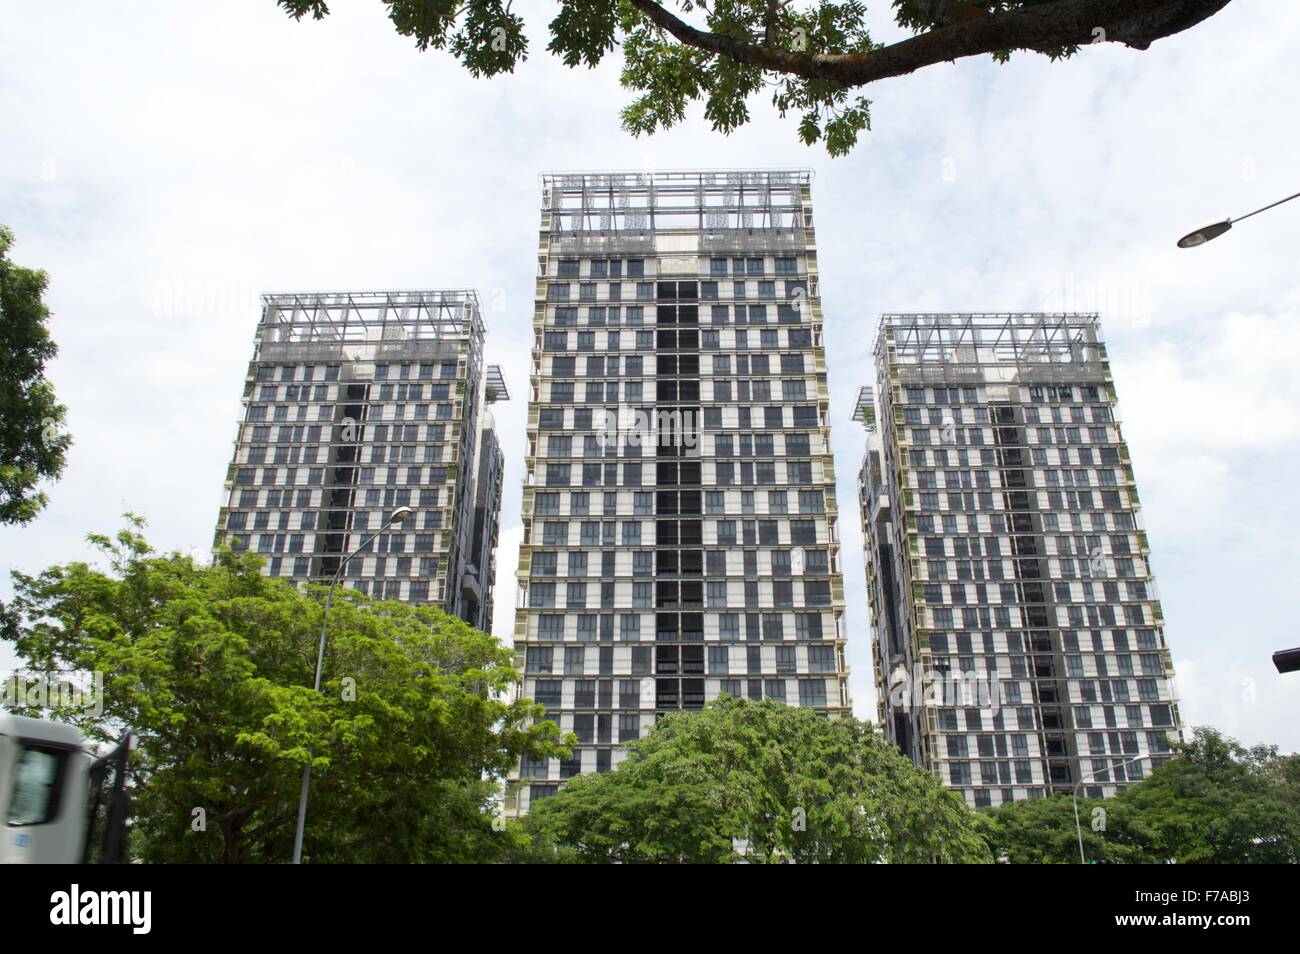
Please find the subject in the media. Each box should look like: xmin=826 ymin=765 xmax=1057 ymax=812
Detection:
xmin=509 ymin=170 xmax=851 ymax=813
xmin=215 ymin=290 xmax=506 ymax=629
xmin=857 ymin=313 xmax=1182 ymax=809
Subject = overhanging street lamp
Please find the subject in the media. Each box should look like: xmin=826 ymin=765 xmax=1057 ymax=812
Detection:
xmin=291 ymin=505 xmax=415 ymax=864
xmin=1177 ymin=188 xmax=1300 ymax=248
xmin=1274 ymin=647 xmax=1300 ymax=674
xmin=1072 ymin=753 xmax=1153 ymax=864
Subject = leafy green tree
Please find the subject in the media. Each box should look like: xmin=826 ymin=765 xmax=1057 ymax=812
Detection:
xmin=277 ymin=1 xmax=1234 ymax=154
xmin=525 ymin=695 xmax=991 ymax=862
xmin=1120 ymin=727 xmax=1299 ymax=863
xmin=979 ymin=727 xmax=1300 ymax=864
xmin=0 ymin=517 xmax=569 ymax=863
xmin=973 ymin=788 xmax=1152 ymax=863
xmin=0 ymin=225 xmax=70 ymax=525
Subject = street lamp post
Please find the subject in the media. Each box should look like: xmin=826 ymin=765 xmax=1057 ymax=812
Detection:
xmin=1072 ymin=753 xmax=1153 ymax=864
xmin=1177 ymin=188 xmax=1300 ymax=248
xmin=291 ymin=505 xmax=415 ymax=864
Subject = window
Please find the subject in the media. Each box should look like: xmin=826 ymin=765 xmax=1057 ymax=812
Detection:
xmin=790 ymin=520 xmax=816 ymax=545
xmin=798 ymin=490 xmax=824 ymax=513
xmin=6 ymin=744 xmax=65 ymax=825
xmin=798 ymin=679 xmax=827 ymax=708
xmin=531 ymin=552 xmax=557 ymax=578
xmin=803 ymin=580 xmax=831 ymax=605
xmin=792 ymin=613 xmax=820 ymax=640
xmin=619 ymin=713 xmax=640 ymax=742
xmin=524 ymin=646 xmax=555 ymax=676
xmin=632 ymin=582 xmax=652 ymax=608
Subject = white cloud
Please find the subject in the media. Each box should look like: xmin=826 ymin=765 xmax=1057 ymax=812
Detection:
xmin=1175 ymin=656 xmax=1298 ymax=751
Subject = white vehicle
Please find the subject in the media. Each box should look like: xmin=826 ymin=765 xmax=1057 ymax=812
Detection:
xmin=0 ymin=713 xmax=130 ymax=864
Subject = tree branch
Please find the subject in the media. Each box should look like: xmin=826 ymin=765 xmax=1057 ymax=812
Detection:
xmin=763 ymin=0 xmax=779 ymax=47
xmin=625 ymin=0 xmax=1234 ymax=87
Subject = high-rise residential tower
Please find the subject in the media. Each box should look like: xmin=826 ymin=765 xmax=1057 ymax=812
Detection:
xmin=214 ymin=290 xmax=507 ymax=629
xmin=509 ymin=170 xmax=851 ymax=812
xmin=857 ymin=313 xmax=1182 ymax=809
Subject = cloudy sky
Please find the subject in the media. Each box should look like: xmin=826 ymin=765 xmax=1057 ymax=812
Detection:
xmin=2 ymin=0 xmax=1296 ymax=750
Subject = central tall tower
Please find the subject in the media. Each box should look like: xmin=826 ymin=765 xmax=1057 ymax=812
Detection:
xmin=510 ymin=170 xmax=850 ymax=812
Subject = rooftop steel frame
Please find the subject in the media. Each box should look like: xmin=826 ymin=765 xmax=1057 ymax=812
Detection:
xmin=259 ymin=290 xmax=484 ymax=345
xmin=543 ymin=169 xmax=810 ymax=232
xmin=542 ymin=169 xmax=814 ymax=257
xmin=875 ymin=313 xmax=1104 ymax=367
xmin=540 ymin=168 xmax=813 ymax=192
xmin=254 ymin=290 xmax=485 ymax=366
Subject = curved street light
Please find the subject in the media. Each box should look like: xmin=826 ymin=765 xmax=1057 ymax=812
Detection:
xmin=1072 ymin=753 xmax=1152 ymax=864
xmin=292 ymin=505 xmax=415 ymax=864
xmin=1178 ymin=188 xmax=1300 ymax=248
xmin=1274 ymin=646 xmax=1300 ymax=674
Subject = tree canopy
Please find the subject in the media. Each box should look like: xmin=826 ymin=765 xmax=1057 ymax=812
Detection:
xmin=525 ymin=694 xmax=992 ymax=862
xmin=0 ymin=517 xmax=569 ymax=863
xmin=0 ymin=225 xmax=70 ymax=525
xmin=5 ymin=518 xmax=1290 ymax=864
xmin=277 ymin=1 xmax=1235 ymax=154
xmin=978 ymin=727 xmax=1300 ymax=864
